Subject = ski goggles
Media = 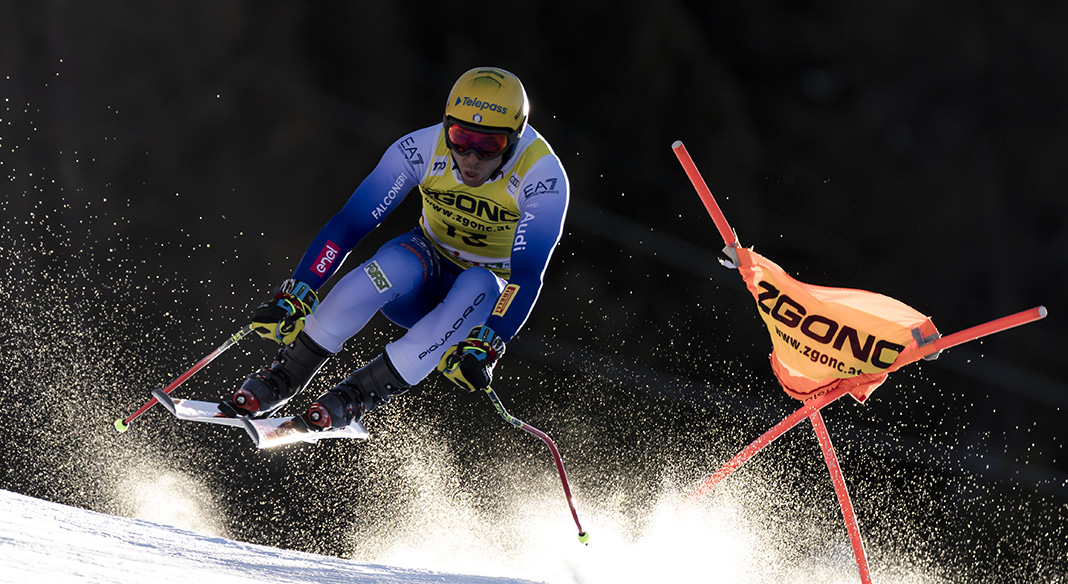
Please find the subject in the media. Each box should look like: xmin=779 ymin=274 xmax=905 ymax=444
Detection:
xmin=445 ymin=121 xmax=511 ymax=160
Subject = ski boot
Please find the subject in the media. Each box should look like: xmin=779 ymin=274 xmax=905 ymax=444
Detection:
xmin=306 ymin=353 xmax=410 ymax=429
xmin=220 ymin=331 xmax=332 ymax=418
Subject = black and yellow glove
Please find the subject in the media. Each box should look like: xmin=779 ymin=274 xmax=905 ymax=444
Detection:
xmin=251 ymin=278 xmax=319 ymax=345
xmin=437 ymin=325 xmax=506 ymax=392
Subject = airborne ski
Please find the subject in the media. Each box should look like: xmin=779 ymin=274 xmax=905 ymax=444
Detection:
xmin=241 ymin=415 xmax=369 ymax=449
xmin=150 ymin=388 xmax=369 ymax=448
xmin=150 ymin=388 xmax=246 ymax=428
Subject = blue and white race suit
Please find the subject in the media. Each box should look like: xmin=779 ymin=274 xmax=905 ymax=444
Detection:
xmin=293 ymin=123 xmax=568 ymax=384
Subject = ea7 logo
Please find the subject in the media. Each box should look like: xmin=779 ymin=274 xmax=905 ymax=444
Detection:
xmin=364 ymin=261 xmax=393 ymax=293
xmin=398 ymin=136 xmax=423 ymax=164
xmin=756 ymin=280 xmax=904 ymax=369
xmin=523 ymin=177 xmax=558 ymax=197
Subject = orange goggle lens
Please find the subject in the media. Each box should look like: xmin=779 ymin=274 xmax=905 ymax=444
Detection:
xmin=446 ymin=124 xmax=509 ymax=160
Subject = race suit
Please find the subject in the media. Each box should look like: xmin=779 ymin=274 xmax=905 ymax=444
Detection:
xmin=294 ymin=123 xmax=569 ymax=384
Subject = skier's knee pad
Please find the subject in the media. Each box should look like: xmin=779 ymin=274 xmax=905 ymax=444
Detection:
xmin=456 ymin=265 xmax=506 ymax=296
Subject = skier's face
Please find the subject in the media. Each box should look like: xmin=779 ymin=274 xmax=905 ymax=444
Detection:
xmin=452 ymin=149 xmax=498 ymax=187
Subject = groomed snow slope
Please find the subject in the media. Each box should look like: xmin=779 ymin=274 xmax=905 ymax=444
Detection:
xmin=0 ymin=489 xmax=543 ymax=584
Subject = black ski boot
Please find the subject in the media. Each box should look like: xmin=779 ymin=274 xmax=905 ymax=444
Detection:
xmin=306 ymin=353 xmax=410 ymax=429
xmin=221 ymin=331 xmax=332 ymax=418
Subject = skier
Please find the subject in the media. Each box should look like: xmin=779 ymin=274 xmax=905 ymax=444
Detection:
xmin=219 ymin=67 xmax=569 ymax=431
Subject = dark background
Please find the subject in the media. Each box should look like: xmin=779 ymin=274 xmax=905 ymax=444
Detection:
xmin=1 ymin=2 xmax=1065 ymax=582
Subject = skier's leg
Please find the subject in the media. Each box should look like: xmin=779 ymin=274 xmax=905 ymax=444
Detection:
xmin=226 ymin=229 xmax=433 ymax=417
xmin=307 ymin=266 xmax=505 ymax=428
xmin=302 ymin=231 xmax=436 ymax=353
xmin=223 ymin=330 xmax=333 ymax=418
xmin=385 ymin=266 xmax=506 ymax=384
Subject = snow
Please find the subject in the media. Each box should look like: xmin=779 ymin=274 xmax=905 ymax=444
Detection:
xmin=0 ymin=482 xmax=958 ymax=584
xmin=0 ymin=489 xmax=543 ymax=584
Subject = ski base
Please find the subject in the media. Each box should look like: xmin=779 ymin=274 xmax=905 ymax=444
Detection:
xmin=241 ymin=415 xmax=369 ymax=449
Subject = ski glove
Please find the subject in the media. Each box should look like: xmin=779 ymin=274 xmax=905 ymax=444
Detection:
xmin=437 ymin=325 xmax=506 ymax=392
xmin=251 ymin=278 xmax=319 ymax=345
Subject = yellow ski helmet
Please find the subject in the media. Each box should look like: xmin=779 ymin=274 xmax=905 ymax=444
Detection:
xmin=443 ymin=67 xmax=529 ymax=155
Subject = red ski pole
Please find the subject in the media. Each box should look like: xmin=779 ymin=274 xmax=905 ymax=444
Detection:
xmin=114 ymin=324 xmax=255 ymax=432
xmin=483 ymin=386 xmax=589 ymax=544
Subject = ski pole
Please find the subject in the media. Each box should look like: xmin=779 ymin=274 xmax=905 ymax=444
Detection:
xmin=114 ymin=324 xmax=255 ymax=432
xmin=482 ymin=386 xmax=589 ymax=544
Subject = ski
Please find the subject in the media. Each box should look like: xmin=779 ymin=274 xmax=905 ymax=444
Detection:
xmin=150 ymin=388 xmax=246 ymax=428
xmin=151 ymin=388 xmax=369 ymax=448
xmin=241 ymin=415 xmax=369 ymax=449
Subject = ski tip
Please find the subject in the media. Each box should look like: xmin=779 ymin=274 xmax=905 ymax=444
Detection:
xmin=150 ymin=388 xmax=178 ymax=415
xmin=239 ymin=417 xmax=263 ymax=448
xmin=114 ymin=418 xmax=129 ymax=433
xmin=577 ymin=531 xmax=590 ymax=545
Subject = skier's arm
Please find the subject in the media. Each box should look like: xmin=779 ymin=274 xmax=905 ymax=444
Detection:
xmin=249 ymin=129 xmax=432 ymax=343
xmin=291 ymin=130 xmax=432 ymax=289
xmin=485 ymin=156 xmax=570 ymax=343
